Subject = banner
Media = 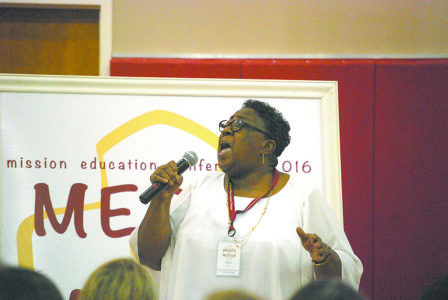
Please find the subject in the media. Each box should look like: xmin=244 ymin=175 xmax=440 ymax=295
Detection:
xmin=0 ymin=75 xmax=341 ymax=299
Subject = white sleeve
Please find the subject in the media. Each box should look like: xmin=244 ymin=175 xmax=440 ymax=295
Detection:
xmin=303 ymin=188 xmax=363 ymax=289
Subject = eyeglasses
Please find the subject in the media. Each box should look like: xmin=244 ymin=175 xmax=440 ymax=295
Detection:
xmin=219 ymin=119 xmax=272 ymax=138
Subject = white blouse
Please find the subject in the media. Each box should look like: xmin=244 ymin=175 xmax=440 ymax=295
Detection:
xmin=130 ymin=172 xmax=363 ymax=300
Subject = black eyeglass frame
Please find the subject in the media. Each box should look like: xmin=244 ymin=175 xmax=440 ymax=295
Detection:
xmin=219 ymin=119 xmax=272 ymax=139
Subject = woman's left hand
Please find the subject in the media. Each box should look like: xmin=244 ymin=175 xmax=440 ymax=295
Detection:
xmin=296 ymin=227 xmax=342 ymax=279
xmin=296 ymin=227 xmax=331 ymax=263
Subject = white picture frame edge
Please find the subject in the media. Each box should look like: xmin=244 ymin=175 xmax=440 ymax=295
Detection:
xmin=0 ymin=74 xmax=343 ymax=225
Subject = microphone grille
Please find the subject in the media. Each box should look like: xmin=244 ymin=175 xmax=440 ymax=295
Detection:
xmin=183 ymin=151 xmax=198 ymax=166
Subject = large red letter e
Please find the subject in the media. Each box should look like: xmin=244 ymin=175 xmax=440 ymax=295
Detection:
xmin=101 ymin=184 xmax=137 ymax=238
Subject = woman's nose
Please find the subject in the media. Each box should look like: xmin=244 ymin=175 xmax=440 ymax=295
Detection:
xmin=220 ymin=125 xmax=233 ymax=136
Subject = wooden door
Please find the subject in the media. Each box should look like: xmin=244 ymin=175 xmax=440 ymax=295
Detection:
xmin=0 ymin=6 xmax=99 ymax=76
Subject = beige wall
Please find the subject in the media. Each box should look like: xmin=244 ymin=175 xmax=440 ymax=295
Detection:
xmin=112 ymin=0 xmax=448 ymax=58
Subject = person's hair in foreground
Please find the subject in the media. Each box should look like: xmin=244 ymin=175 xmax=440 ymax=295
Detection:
xmin=206 ymin=288 xmax=262 ymax=300
xmin=419 ymin=274 xmax=448 ymax=300
xmin=0 ymin=266 xmax=63 ymax=300
xmin=290 ymin=279 xmax=366 ymax=300
xmin=80 ymin=257 xmax=157 ymax=300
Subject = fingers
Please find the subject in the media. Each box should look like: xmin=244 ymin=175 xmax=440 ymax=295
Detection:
xmin=313 ymin=243 xmax=330 ymax=262
xmin=296 ymin=227 xmax=325 ymax=257
xmin=296 ymin=227 xmax=308 ymax=243
xmin=296 ymin=227 xmax=332 ymax=263
xmin=311 ymin=235 xmax=323 ymax=249
xmin=297 ymin=227 xmax=322 ymax=245
xmin=150 ymin=161 xmax=182 ymax=186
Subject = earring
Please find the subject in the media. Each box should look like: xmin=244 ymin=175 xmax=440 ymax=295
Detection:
xmin=262 ymin=153 xmax=265 ymax=165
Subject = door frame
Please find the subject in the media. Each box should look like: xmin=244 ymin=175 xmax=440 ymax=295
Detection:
xmin=3 ymin=0 xmax=112 ymax=76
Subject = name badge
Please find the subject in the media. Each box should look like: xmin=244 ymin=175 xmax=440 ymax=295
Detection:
xmin=217 ymin=239 xmax=241 ymax=276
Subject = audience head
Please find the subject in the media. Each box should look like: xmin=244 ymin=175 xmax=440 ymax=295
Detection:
xmin=0 ymin=266 xmax=63 ymax=300
xmin=290 ymin=279 xmax=365 ymax=300
xmin=206 ymin=289 xmax=262 ymax=300
xmin=419 ymin=274 xmax=448 ymax=300
xmin=80 ymin=257 xmax=157 ymax=300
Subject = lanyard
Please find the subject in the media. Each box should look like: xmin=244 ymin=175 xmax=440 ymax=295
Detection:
xmin=226 ymin=169 xmax=279 ymax=237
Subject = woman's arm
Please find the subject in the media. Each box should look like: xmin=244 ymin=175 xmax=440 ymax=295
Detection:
xmin=137 ymin=161 xmax=183 ymax=271
xmin=297 ymin=186 xmax=363 ymax=287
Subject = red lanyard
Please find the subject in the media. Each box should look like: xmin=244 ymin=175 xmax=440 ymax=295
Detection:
xmin=226 ymin=169 xmax=279 ymax=237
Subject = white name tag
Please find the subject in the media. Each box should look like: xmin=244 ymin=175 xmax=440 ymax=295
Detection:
xmin=217 ymin=239 xmax=241 ymax=276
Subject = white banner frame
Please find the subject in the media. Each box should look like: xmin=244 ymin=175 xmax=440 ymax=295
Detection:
xmin=0 ymin=74 xmax=342 ymax=297
xmin=0 ymin=73 xmax=342 ymax=213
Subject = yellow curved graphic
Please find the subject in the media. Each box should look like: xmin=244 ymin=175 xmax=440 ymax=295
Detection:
xmin=96 ymin=110 xmax=218 ymax=188
xmin=17 ymin=202 xmax=101 ymax=268
xmin=17 ymin=110 xmax=218 ymax=269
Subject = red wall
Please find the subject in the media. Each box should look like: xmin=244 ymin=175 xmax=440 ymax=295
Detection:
xmin=111 ymin=58 xmax=448 ymax=299
xmin=373 ymin=60 xmax=448 ymax=299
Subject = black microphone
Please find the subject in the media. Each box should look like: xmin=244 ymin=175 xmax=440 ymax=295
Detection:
xmin=139 ymin=151 xmax=198 ymax=204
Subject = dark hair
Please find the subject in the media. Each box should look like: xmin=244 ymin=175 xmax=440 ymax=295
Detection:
xmin=242 ymin=99 xmax=291 ymax=157
xmin=290 ymin=279 xmax=365 ymax=300
xmin=419 ymin=274 xmax=448 ymax=300
xmin=0 ymin=266 xmax=63 ymax=300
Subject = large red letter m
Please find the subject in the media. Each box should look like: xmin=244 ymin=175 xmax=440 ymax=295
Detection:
xmin=34 ymin=183 xmax=88 ymax=238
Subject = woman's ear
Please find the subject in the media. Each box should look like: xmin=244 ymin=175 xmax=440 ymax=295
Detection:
xmin=261 ymin=139 xmax=276 ymax=156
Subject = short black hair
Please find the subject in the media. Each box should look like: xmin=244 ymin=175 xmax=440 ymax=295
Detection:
xmin=419 ymin=274 xmax=448 ymax=300
xmin=291 ymin=279 xmax=366 ymax=300
xmin=0 ymin=266 xmax=63 ymax=300
xmin=242 ymin=99 xmax=291 ymax=157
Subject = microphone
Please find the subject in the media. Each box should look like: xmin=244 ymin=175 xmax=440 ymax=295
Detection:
xmin=139 ymin=151 xmax=198 ymax=204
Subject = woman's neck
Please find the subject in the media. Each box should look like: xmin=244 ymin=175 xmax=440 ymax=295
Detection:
xmin=229 ymin=167 xmax=276 ymax=198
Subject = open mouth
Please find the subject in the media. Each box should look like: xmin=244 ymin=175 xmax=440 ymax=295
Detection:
xmin=219 ymin=140 xmax=232 ymax=153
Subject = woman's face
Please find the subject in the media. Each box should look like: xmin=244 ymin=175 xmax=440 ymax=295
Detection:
xmin=218 ymin=108 xmax=268 ymax=177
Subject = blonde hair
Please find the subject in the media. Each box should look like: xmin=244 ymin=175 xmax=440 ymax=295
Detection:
xmin=80 ymin=258 xmax=157 ymax=300
xmin=206 ymin=289 xmax=262 ymax=300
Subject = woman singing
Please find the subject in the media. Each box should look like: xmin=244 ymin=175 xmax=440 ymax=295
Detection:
xmin=130 ymin=99 xmax=363 ymax=300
